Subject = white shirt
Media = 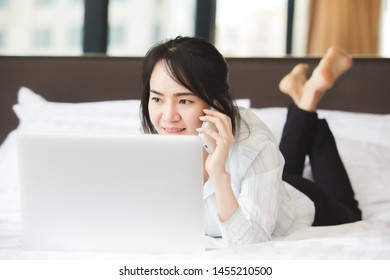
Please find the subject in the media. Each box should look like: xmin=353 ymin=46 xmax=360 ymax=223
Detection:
xmin=203 ymin=107 xmax=315 ymax=245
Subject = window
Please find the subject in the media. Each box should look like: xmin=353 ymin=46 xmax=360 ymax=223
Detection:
xmin=1 ymin=0 xmax=287 ymax=57
xmin=35 ymin=0 xmax=55 ymax=6
xmin=1 ymin=0 xmax=388 ymax=57
xmin=0 ymin=0 xmax=84 ymax=55
xmin=381 ymin=0 xmax=390 ymax=56
xmin=0 ymin=0 xmax=7 ymax=8
xmin=0 ymin=31 xmax=4 ymax=49
xmin=34 ymin=29 xmax=52 ymax=48
xmin=109 ymin=25 xmax=125 ymax=46
xmin=107 ymin=0 xmax=196 ymax=56
xmin=69 ymin=26 xmax=83 ymax=49
xmin=215 ymin=0 xmax=288 ymax=57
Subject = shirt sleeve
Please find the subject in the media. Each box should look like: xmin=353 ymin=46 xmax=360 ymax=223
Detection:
xmin=218 ymin=140 xmax=284 ymax=245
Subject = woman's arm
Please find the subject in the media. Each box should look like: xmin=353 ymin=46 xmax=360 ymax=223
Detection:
xmin=202 ymin=108 xmax=284 ymax=244
xmin=197 ymin=108 xmax=239 ymax=222
xmin=220 ymin=140 xmax=284 ymax=245
xmin=198 ymin=109 xmax=284 ymax=245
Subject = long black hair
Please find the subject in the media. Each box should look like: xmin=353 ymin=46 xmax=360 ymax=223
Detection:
xmin=140 ymin=36 xmax=240 ymax=134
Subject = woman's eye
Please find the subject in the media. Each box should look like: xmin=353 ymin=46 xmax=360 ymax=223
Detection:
xmin=151 ymin=97 xmax=161 ymax=103
xmin=179 ymin=99 xmax=194 ymax=105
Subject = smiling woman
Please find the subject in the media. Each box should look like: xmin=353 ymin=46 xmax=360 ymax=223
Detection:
xmin=136 ymin=36 xmax=363 ymax=246
xmin=140 ymin=37 xmax=240 ymax=136
xmin=148 ymin=61 xmax=209 ymax=136
xmin=0 ymin=53 xmax=389 ymax=259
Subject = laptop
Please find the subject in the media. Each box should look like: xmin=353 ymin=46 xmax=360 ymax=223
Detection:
xmin=16 ymin=132 xmax=205 ymax=254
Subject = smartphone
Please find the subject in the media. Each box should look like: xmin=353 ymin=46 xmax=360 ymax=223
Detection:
xmin=199 ymin=120 xmax=217 ymax=154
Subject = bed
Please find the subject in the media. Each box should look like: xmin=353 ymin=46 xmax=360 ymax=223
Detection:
xmin=0 ymin=55 xmax=390 ymax=260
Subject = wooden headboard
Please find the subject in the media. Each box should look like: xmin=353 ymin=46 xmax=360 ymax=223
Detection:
xmin=1 ymin=56 xmax=389 ymax=144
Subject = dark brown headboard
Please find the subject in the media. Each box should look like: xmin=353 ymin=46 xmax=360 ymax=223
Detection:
xmin=1 ymin=56 xmax=389 ymax=144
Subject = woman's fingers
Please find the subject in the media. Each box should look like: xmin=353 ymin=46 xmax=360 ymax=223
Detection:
xmin=198 ymin=110 xmax=234 ymax=152
xmin=199 ymin=111 xmax=232 ymax=136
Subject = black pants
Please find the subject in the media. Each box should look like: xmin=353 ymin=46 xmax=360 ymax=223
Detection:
xmin=280 ymin=105 xmax=362 ymax=226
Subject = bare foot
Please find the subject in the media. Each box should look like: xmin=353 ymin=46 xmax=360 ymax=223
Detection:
xmin=310 ymin=46 xmax=353 ymax=91
xmin=279 ymin=63 xmax=308 ymax=104
xmin=299 ymin=46 xmax=353 ymax=112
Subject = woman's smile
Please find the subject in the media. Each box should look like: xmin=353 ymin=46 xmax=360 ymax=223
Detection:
xmin=162 ymin=127 xmax=186 ymax=134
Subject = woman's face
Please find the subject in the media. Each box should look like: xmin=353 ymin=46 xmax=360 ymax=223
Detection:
xmin=148 ymin=60 xmax=209 ymax=135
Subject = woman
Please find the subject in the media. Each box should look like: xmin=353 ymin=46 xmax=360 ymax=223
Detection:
xmin=140 ymin=36 xmax=361 ymax=245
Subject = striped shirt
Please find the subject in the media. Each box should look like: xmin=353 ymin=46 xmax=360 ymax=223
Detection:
xmin=203 ymin=107 xmax=315 ymax=245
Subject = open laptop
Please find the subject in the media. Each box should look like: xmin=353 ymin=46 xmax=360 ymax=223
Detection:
xmin=16 ymin=132 xmax=204 ymax=254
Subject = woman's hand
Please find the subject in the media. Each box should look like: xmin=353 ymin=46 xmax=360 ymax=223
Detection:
xmin=197 ymin=108 xmax=238 ymax=222
xmin=197 ymin=108 xmax=234 ymax=179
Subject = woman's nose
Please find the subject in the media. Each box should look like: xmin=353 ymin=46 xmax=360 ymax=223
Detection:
xmin=162 ymin=103 xmax=180 ymax=122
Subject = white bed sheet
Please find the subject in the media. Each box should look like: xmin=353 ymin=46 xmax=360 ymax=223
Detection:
xmin=0 ymin=88 xmax=389 ymax=260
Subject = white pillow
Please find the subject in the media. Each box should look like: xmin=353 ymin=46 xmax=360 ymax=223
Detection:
xmin=13 ymin=87 xmax=142 ymax=135
xmin=235 ymin=98 xmax=251 ymax=108
xmin=338 ymin=138 xmax=390 ymax=220
xmin=250 ymin=107 xmax=390 ymax=148
xmin=251 ymin=107 xmax=390 ymax=221
xmin=317 ymin=109 xmax=390 ymax=148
